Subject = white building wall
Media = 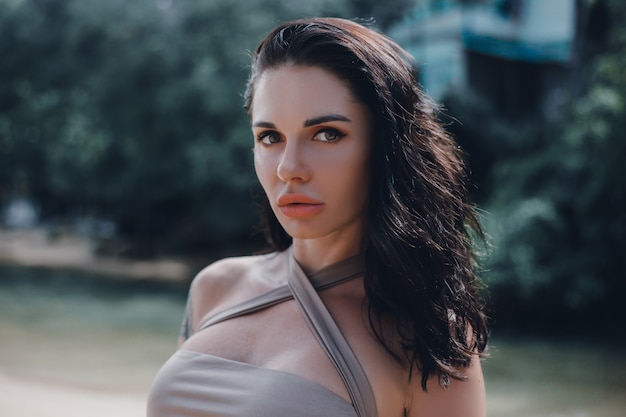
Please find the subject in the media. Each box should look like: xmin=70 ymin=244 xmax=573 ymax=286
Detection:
xmin=519 ymin=0 xmax=576 ymax=42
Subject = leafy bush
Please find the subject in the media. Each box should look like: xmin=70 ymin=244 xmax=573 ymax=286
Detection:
xmin=443 ymin=2 xmax=626 ymax=333
xmin=0 ymin=0 xmax=413 ymax=254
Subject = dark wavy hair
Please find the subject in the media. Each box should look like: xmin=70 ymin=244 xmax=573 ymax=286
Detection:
xmin=243 ymin=17 xmax=488 ymax=390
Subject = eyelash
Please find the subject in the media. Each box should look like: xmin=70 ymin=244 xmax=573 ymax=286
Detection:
xmin=256 ymin=131 xmax=281 ymax=145
xmin=256 ymin=128 xmax=346 ymax=145
xmin=313 ymin=128 xmax=346 ymax=142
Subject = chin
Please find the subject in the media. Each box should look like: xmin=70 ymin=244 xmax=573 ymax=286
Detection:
xmin=282 ymin=229 xmax=320 ymax=240
xmin=279 ymin=223 xmax=325 ymax=241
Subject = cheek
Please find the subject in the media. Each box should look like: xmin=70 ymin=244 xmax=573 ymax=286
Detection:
xmin=354 ymin=161 xmax=370 ymax=201
xmin=342 ymin=145 xmax=370 ymax=183
xmin=253 ymin=151 xmax=264 ymax=182
xmin=253 ymin=150 xmax=273 ymax=191
xmin=350 ymin=149 xmax=371 ymax=203
xmin=325 ymin=149 xmax=370 ymax=204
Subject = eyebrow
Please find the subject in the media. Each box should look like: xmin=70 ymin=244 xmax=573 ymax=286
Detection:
xmin=252 ymin=121 xmax=277 ymax=128
xmin=304 ymin=114 xmax=351 ymax=127
xmin=252 ymin=113 xmax=352 ymax=129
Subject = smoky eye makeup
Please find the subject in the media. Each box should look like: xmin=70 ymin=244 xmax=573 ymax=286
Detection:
xmin=255 ymin=130 xmax=282 ymax=145
xmin=312 ymin=127 xmax=347 ymax=142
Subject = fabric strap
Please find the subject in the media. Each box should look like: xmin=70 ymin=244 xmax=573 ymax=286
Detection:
xmin=198 ymin=253 xmax=364 ymax=331
xmin=287 ymin=248 xmax=377 ymax=417
xmin=196 ymin=250 xmax=377 ymax=417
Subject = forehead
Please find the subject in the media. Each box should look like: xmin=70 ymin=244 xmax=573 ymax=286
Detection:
xmin=250 ymin=65 xmax=363 ymax=122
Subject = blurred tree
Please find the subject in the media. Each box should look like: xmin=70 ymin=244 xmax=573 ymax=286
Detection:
xmin=0 ymin=0 xmax=411 ymax=255
xmin=346 ymin=0 xmax=415 ymax=28
xmin=444 ymin=0 xmax=626 ymax=335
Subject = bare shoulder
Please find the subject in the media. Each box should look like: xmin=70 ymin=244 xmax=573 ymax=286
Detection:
xmin=185 ymin=251 xmax=287 ymax=334
xmin=191 ymin=254 xmax=265 ymax=299
xmin=407 ymin=355 xmax=486 ymax=417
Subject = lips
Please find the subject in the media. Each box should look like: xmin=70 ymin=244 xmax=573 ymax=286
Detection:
xmin=278 ymin=193 xmax=323 ymax=206
xmin=277 ymin=193 xmax=324 ymax=218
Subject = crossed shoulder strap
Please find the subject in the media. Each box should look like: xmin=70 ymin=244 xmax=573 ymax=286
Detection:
xmin=287 ymin=248 xmax=377 ymax=417
xmin=197 ymin=249 xmax=377 ymax=417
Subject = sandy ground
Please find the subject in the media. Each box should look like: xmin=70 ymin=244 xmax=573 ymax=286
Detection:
xmin=2 ymin=228 xmax=626 ymax=417
xmin=0 ymin=228 xmax=191 ymax=281
xmin=0 ymin=228 xmax=182 ymax=417
xmin=1 ymin=372 xmax=147 ymax=417
xmin=0 ymin=320 xmax=176 ymax=417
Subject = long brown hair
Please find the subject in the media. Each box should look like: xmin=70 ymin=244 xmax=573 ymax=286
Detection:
xmin=244 ymin=17 xmax=488 ymax=390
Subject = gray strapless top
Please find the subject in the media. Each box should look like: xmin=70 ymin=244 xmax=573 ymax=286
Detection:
xmin=147 ymin=248 xmax=377 ymax=417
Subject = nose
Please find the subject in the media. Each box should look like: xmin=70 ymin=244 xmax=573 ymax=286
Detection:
xmin=277 ymin=139 xmax=311 ymax=183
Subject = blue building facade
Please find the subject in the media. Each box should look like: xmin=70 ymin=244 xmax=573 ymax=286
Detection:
xmin=388 ymin=0 xmax=577 ymax=115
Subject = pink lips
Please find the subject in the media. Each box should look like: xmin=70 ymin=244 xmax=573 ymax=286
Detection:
xmin=277 ymin=193 xmax=324 ymax=218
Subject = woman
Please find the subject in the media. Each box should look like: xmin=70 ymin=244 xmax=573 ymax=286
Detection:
xmin=148 ymin=17 xmax=488 ymax=417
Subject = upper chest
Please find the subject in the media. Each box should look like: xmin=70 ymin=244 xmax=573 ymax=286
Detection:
xmin=182 ymin=284 xmax=409 ymax=416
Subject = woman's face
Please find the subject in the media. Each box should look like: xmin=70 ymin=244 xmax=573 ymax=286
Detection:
xmin=252 ymin=65 xmax=372 ymax=245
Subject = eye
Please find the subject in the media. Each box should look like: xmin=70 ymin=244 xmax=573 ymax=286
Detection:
xmin=256 ymin=131 xmax=282 ymax=145
xmin=312 ymin=128 xmax=345 ymax=143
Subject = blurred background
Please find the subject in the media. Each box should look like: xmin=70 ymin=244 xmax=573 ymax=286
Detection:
xmin=1 ymin=0 xmax=625 ymax=416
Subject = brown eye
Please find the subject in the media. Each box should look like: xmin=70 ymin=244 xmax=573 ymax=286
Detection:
xmin=257 ymin=131 xmax=282 ymax=145
xmin=313 ymin=128 xmax=345 ymax=142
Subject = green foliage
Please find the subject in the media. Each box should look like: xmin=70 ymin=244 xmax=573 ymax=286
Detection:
xmin=0 ymin=0 xmax=413 ymax=253
xmin=444 ymin=1 xmax=626 ymax=332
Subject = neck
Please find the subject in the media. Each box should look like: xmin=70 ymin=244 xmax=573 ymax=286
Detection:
xmin=291 ymin=237 xmax=363 ymax=275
